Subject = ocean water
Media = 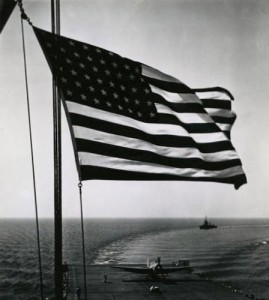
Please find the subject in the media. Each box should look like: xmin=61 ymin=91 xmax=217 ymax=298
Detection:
xmin=0 ymin=218 xmax=268 ymax=299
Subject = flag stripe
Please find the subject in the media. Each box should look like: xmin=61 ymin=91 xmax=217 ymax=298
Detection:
xmin=75 ymin=138 xmax=242 ymax=171
xmin=142 ymin=64 xmax=183 ymax=83
xmin=217 ymin=123 xmax=232 ymax=132
xmin=80 ymin=165 xmax=246 ymax=187
xmin=201 ymin=99 xmax=232 ymax=110
xmin=73 ymin=125 xmax=239 ymax=162
xmin=145 ymin=76 xmax=194 ymax=94
xmin=211 ymin=116 xmax=236 ymax=125
xmin=70 ymin=113 xmax=235 ymax=153
xmin=204 ymin=108 xmax=235 ymax=119
xmin=194 ymin=88 xmax=234 ymax=100
xmin=78 ymin=152 xmax=244 ymax=178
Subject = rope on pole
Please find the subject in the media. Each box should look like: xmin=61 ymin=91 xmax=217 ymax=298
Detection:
xmin=19 ymin=12 xmax=44 ymax=300
xmin=78 ymin=182 xmax=88 ymax=300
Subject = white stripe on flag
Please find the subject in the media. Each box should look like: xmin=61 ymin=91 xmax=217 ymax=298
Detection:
xmin=216 ymin=123 xmax=232 ymax=132
xmin=142 ymin=64 xmax=182 ymax=83
xmin=78 ymin=152 xmax=245 ymax=178
xmin=195 ymin=91 xmax=232 ymax=100
xmin=205 ymin=108 xmax=236 ymax=119
xmin=73 ymin=126 xmax=240 ymax=162
xmin=149 ymin=85 xmax=201 ymax=104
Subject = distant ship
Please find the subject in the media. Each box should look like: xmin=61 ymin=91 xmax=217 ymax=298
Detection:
xmin=200 ymin=216 xmax=217 ymax=230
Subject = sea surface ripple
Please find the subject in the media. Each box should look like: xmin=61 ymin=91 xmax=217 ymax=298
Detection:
xmin=0 ymin=218 xmax=268 ymax=299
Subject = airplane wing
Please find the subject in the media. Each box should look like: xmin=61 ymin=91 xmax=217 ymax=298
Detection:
xmin=111 ymin=265 xmax=152 ymax=274
xmin=111 ymin=265 xmax=193 ymax=274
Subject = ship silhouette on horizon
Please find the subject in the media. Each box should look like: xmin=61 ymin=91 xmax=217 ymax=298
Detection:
xmin=200 ymin=216 xmax=217 ymax=230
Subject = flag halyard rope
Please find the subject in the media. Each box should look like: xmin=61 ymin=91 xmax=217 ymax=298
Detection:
xmin=78 ymin=181 xmax=88 ymax=300
xmin=19 ymin=13 xmax=44 ymax=300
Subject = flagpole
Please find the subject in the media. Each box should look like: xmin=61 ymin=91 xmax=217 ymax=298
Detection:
xmin=51 ymin=0 xmax=62 ymax=299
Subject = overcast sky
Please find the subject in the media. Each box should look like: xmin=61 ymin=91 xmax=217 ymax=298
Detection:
xmin=0 ymin=0 xmax=268 ymax=218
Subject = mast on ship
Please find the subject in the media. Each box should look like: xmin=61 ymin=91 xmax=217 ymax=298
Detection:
xmin=51 ymin=0 xmax=63 ymax=298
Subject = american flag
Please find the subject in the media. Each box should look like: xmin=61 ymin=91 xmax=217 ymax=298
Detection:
xmin=34 ymin=26 xmax=246 ymax=189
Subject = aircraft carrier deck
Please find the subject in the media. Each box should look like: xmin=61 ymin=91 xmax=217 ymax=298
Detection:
xmin=66 ymin=264 xmax=250 ymax=300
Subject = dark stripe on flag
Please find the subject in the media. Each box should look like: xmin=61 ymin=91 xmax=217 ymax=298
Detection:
xmin=76 ymin=139 xmax=242 ymax=171
xmin=211 ymin=115 xmax=236 ymax=125
xmin=80 ymin=165 xmax=247 ymax=189
xmin=70 ymin=113 xmax=235 ymax=153
xmin=201 ymin=99 xmax=232 ymax=110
